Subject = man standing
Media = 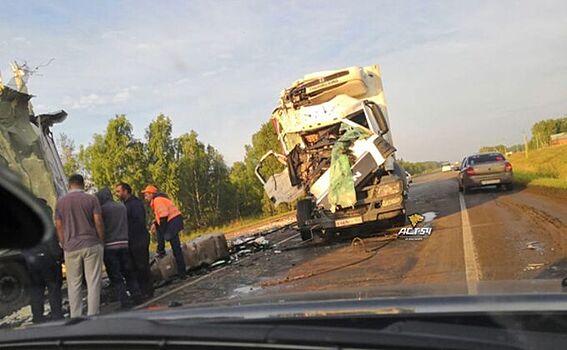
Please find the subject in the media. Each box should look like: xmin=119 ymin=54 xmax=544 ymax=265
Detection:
xmin=141 ymin=185 xmax=186 ymax=279
xmin=22 ymin=199 xmax=63 ymax=323
xmin=115 ymin=182 xmax=154 ymax=299
xmin=96 ymin=187 xmax=142 ymax=308
xmin=55 ymin=174 xmax=104 ymax=318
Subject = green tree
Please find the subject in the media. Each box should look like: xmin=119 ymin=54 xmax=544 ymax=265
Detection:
xmin=236 ymin=121 xmax=285 ymax=216
xmin=146 ymin=114 xmax=179 ymax=201
xmin=229 ymin=161 xmax=261 ymax=218
xmin=530 ymin=116 xmax=567 ymax=149
xmin=80 ymin=115 xmax=147 ymax=191
xmin=479 ymin=144 xmax=507 ymax=154
xmin=176 ymin=131 xmax=209 ymax=228
xmin=176 ymin=131 xmax=236 ymax=229
xmin=57 ymin=133 xmax=80 ymax=177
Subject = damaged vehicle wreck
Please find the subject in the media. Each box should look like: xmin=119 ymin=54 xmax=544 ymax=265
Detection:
xmin=256 ymin=64 xmax=407 ymax=241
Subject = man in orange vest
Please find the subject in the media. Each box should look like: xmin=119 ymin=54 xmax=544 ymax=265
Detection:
xmin=142 ymin=185 xmax=187 ymax=279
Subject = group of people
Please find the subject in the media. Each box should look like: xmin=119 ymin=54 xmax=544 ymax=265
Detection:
xmin=23 ymin=174 xmax=187 ymax=322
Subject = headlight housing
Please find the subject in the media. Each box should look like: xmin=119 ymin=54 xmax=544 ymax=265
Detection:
xmin=381 ymin=195 xmax=403 ymax=208
xmin=376 ymin=181 xmax=402 ymax=197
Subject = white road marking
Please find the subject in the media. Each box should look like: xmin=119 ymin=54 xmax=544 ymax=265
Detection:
xmin=459 ymin=193 xmax=481 ymax=294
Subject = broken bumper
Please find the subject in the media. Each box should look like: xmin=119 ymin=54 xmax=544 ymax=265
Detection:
xmin=305 ymin=195 xmax=405 ymax=230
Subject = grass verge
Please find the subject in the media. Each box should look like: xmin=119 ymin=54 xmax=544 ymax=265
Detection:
xmin=508 ymin=144 xmax=567 ymax=191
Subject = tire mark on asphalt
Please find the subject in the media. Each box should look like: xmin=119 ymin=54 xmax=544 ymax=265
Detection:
xmin=459 ymin=193 xmax=481 ymax=294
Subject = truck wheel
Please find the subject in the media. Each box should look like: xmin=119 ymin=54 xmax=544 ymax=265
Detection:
xmin=0 ymin=263 xmax=30 ymax=317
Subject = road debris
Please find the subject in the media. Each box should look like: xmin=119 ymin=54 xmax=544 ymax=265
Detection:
xmin=525 ymin=241 xmax=545 ymax=253
xmin=523 ymin=263 xmax=545 ymax=271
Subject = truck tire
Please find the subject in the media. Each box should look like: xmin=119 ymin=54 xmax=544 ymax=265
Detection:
xmin=297 ymin=199 xmax=314 ymax=241
xmin=0 ymin=262 xmax=30 ymax=317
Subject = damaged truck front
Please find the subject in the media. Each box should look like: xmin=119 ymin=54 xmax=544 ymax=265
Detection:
xmin=256 ymin=65 xmax=407 ymax=240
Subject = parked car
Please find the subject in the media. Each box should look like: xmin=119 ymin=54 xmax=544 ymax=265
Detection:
xmin=458 ymin=153 xmax=513 ymax=194
xmin=441 ymin=162 xmax=452 ymax=172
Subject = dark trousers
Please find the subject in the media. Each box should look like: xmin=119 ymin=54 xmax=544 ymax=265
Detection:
xmin=103 ymin=248 xmax=142 ymax=306
xmin=27 ymin=255 xmax=63 ymax=323
xmin=129 ymin=242 xmax=154 ymax=298
xmin=156 ymin=230 xmax=186 ymax=277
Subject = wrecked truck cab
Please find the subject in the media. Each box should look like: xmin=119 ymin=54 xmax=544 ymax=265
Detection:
xmin=256 ymin=65 xmax=407 ymax=240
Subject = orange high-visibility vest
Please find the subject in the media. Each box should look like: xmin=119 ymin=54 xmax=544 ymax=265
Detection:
xmin=150 ymin=196 xmax=181 ymax=223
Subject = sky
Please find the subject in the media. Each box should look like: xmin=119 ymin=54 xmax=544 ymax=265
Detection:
xmin=1 ymin=0 xmax=566 ymax=164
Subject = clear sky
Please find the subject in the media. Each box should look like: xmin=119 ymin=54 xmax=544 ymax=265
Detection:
xmin=1 ymin=1 xmax=566 ymax=164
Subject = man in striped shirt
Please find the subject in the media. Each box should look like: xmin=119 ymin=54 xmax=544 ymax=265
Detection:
xmin=96 ymin=187 xmax=142 ymax=308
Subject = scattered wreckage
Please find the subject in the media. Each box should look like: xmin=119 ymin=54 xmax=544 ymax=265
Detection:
xmin=256 ymin=64 xmax=408 ymax=240
xmin=150 ymin=226 xmax=287 ymax=283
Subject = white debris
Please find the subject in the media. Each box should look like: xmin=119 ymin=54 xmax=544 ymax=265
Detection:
xmin=523 ymin=263 xmax=545 ymax=271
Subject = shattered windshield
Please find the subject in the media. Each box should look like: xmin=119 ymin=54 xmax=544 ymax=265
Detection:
xmin=1 ymin=0 xmax=567 ymax=335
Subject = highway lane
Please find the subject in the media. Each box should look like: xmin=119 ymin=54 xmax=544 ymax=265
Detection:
xmin=138 ymin=171 xmax=567 ymax=308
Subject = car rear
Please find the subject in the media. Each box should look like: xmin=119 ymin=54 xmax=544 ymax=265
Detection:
xmin=462 ymin=153 xmax=513 ymax=190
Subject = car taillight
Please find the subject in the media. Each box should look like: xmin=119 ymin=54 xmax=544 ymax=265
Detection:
xmin=505 ymin=162 xmax=512 ymax=172
xmin=465 ymin=167 xmax=475 ymax=176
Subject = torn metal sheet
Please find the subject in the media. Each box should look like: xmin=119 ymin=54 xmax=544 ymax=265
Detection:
xmin=0 ymin=82 xmax=60 ymax=209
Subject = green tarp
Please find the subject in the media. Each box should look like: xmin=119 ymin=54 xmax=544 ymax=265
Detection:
xmin=328 ymin=124 xmax=371 ymax=212
xmin=0 ymin=86 xmax=58 ymax=209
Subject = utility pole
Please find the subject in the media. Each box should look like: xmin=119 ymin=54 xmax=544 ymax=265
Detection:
xmin=523 ymin=133 xmax=529 ymax=159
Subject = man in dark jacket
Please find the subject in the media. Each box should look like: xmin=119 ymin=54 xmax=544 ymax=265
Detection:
xmin=22 ymin=198 xmax=63 ymax=323
xmin=96 ymin=187 xmax=142 ymax=308
xmin=115 ymin=182 xmax=154 ymax=298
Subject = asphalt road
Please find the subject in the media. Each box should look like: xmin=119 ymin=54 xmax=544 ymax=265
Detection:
xmin=139 ymin=171 xmax=567 ymax=309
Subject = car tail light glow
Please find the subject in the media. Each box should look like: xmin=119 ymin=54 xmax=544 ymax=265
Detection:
xmin=505 ymin=162 xmax=512 ymax=172
xmin=465 ymin=167 xmax=475 ymax=176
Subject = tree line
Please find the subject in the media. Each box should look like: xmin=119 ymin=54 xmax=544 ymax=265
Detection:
xmin=397 ymin=159 xmax=442 ymax=175
xmin=59 ymin=114 xmax=290 ymax=231
xmin=479 ymin=115 xmax=567 ymax=153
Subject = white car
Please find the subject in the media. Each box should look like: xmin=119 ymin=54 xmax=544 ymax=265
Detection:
xmin=442 ymin=163 xmax=452 ymax=172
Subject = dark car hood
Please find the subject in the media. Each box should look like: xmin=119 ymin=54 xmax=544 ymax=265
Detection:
xmin=108 ymin=278 xmax=567 ymax=321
